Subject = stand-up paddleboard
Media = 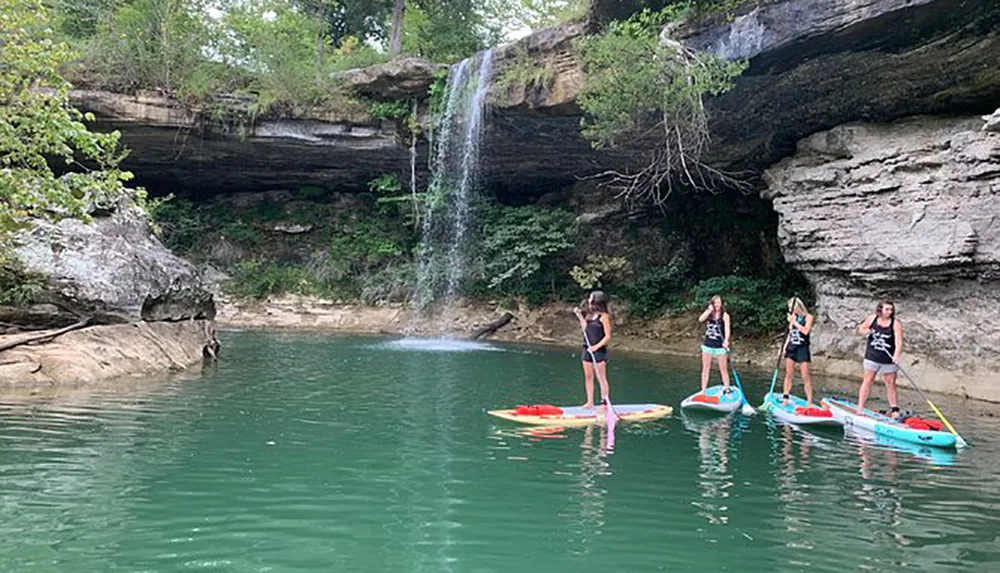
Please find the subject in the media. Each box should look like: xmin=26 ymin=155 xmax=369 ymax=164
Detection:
xmin=762 ymin=392 xmax=841 ymax=427
xmin=488 ymin=403 xmax=672 ymax=426
xmin=681 ymin=385 xmax=745 ymax=414
xmin=822 ymin=397 xmax=957 ymax=449
xmin=845 ymin=427 xmax=958 ymax=466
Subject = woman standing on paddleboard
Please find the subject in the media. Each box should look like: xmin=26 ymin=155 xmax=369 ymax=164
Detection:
xmin=783 ymin=297 xmax=815 ymax=407
xmin=855 ymin=299 xmax=904 ymax=417
xmin=698 ymin=295 xmax=731 ymax=394
xmin=574 ymin=291 xmax=612 ymax=409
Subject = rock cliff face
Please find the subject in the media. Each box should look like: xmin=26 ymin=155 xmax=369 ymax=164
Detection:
xmin=764 ymin=116 xmax=1000 ymax=401
xmin=15 ymin=207 xmax=215 ymax=325
xmin=69 ymin=89 xmax=426 ymax=196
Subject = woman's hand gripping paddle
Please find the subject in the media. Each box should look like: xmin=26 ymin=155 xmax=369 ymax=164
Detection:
xmin=884 ymin=349 xmax=970 ymax=448
xmin=759 ymin=333 xmax=791 ymax=412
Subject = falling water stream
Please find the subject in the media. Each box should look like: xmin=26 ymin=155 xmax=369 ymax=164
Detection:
xmin=412 ymin=49 xmax=495 ymax=314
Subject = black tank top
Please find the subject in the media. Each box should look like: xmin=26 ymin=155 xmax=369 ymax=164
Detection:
xmin=788 ymin=315 xmax=810 ymax=349
xmin=865 ymin=316 xmax=895 ymax=364
xmin=703 ymin=315 xmax=724 ymax=348
xmin=584 ymin=314 xmax=605 ymax=348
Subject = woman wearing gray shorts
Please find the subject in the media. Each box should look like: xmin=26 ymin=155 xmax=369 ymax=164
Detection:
xmin=855 ymin=299 xmax=904 ymax=417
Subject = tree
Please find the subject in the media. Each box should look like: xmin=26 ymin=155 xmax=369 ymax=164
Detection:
xmin=0 ymin=0 xmax=135 ymax=260
xmin=388 ymin=0 xmax=405 ymax=55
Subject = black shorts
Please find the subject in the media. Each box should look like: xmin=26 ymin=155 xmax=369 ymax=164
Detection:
xmin=786 ymin=345 xmax=811 ymax=363
xmin=582 ymin=347 xmax=608 ymax=363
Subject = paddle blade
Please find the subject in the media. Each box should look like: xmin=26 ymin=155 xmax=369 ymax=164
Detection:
xmin=741 ymin=402 xmax=757 ymax=417
xmin=956 ymin=435 xmax=970 ymax=449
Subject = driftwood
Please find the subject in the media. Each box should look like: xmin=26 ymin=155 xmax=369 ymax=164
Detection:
xmin=0 ymin=318 xmax=91 ymax=353
xmin=469 ymin=312 xmax=514 ymax=340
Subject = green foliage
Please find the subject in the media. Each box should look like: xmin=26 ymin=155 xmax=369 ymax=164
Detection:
xmin=401 ymin=0 xmax=489 ymax=62
xmin=687 ymin=275 xmax=790 ymax=334
xmin=150 ymin=196 xmax=205 ymax=252
xmin=569 ymin=255 xmax=631 ymax=290
xmin=0 ymin=259 xmax=47 ymax=307
xmin=575 ymin=5 xmax=745 ymax=150
xmin=1 ymin=0 xmax=135 ymax=258
xmin=226 ymin=258 xmax=312 ymax=299
xmin=370 ymin=100 xmax=410 ymax=121
xmin=493 ymin=45 xmax=557 ymax=99
xmin=618 ymin=252 xmax=693 ymax=317
xmin=480 ymin=204 xmax=576 ymax=291
xmin=427 ymin=68 xmax=450 ymax=119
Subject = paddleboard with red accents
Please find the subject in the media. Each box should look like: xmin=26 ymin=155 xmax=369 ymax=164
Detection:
xmin=488 ymin=403 xmax=672 ymax=426
xmin=763 ymin=392 xmax=841 ymax=427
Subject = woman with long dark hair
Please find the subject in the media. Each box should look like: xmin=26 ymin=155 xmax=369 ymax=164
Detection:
xmin=855 ymin=299 xmax=904 ymax=417
xmin=698 ymin=295 xmax=731 ymax=393
xmin=574 ymin=291 xmax=612 ymax=409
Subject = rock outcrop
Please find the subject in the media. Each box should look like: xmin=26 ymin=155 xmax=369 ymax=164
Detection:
xmin=68 ymin=89 xmax=425 ymax=195
xmin=0 ymin=206 xmax=218 ymax=385
xmin=15 ymin=207 xmax=215 ymax=324
xmin=0 ymin=320 xmax=217 ymax=386
xmin=764 ymin=116 xmax=1000 ymax=401
xmin=486 ymin=0 xmax=1000 ymax=193
xmin=69 ymin=1 xmax=1000 ymax=198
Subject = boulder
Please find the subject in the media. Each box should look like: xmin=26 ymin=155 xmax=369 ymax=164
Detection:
xmin=14 ymin=207 xmax=216 ymax=324
xmin=335 ymin=57 xmax=448 ymax=98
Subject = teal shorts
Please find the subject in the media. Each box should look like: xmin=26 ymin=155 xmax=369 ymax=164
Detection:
xmin=701 ymin=345 xmax=728 ymax=356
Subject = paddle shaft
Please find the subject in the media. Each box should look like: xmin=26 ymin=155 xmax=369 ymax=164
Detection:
xmin=767 ymin=333 xmax=791 ymax=397
xmin=725 ymin=348 xmax=755 ymax=415
xmin=884 ymin=349 xmax=965 ymax=440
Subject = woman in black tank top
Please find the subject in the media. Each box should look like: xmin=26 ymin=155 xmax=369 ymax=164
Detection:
xmin=855 ymin=299 xmax=905 ymax=417
xmin=698 ymin=295 xmax=732 ymax=394
xmin=574 ymin=290 xmax=612 ymax=409
xmin=782 ymin=297 xmax=815 ymax=407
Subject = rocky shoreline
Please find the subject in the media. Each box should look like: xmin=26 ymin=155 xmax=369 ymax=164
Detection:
xmin=215 ymin=295 xmax=1000 ymax=404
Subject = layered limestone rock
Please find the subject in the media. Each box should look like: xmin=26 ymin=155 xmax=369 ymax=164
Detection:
xmin=764 ymin=116 xmax=1000 ymax=401
xmin=68 ymin=87 xmax=424 ymax=195
xmin=486 ymin=0 xmax=1000 ymax=193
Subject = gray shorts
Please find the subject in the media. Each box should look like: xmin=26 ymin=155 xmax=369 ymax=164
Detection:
xmin=863 ymin=359 xmax=898 ymax=374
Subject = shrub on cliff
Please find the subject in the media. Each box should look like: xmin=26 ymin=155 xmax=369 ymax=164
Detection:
xmin=575 ymin=4 xmax=747 ymax=204
xmin=0 ymin=0 xmax=138 ymax=270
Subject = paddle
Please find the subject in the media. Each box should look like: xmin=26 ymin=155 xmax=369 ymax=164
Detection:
xmin=727 ymin=349 xmax=756 ymax=417
xmin=883 ymin=349 xmax=970 ymax=448
xmin=759 ymin=332 xmax=791 ymax=412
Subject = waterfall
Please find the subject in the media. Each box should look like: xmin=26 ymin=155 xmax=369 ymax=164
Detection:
xmin=412 ymin=49 xmax=495 ymax=312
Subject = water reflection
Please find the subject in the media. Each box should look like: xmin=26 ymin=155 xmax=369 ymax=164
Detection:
xmin=682 ymin=413 xmax=737 ymax=526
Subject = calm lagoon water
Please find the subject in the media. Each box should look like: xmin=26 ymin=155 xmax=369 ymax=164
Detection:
xmin=1 ymin=331 xmax=998 ymax=572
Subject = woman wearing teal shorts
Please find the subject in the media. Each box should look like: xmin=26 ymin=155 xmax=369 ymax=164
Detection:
xmin=698 ymin=295 xmax=731 ymax=393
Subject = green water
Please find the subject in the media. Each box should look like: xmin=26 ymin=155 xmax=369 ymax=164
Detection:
xmin=2 ymin=331 xmax=999 ymax=572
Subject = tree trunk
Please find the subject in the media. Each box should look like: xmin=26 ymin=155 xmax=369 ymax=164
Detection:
xmin=469 ymin=312 xmax=514 ymax=341
xmin=389 ymin=0 xmax=406 ymax=56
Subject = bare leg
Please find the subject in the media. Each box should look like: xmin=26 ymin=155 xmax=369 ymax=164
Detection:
xmin=700 ymin=352 xmax=712 ymax=392
xmin=582 ymin=361 xmax=595 ymax=408
xmin=885 ymin=372 xmax=899 ymax=418
xmin=718 ymin=354 xmax=731 ymax=389
xmin=595 ymin=361 xmax=610 ymax=402
xmin=782 ymin=358 xmax=795 ymax=403
xmin=857 ymin=368 xmax=877 ymax=413
xmin=801 ymin=362 xmax=813 ymax=408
